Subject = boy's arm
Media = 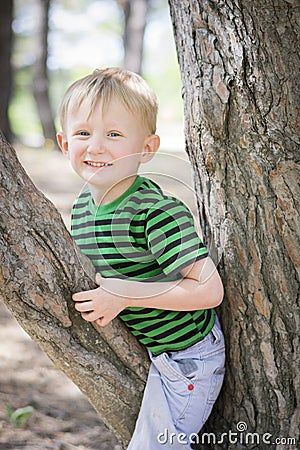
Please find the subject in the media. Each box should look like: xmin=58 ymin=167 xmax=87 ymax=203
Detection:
xmin=72 ymin=257 xmax=223 ymax=327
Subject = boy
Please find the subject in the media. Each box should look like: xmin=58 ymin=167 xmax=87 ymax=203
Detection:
xmin=57 ymin=68 xmax=225 ymax=449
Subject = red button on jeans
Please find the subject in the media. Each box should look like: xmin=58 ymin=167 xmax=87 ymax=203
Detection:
xmin=188 ymin=384 xmax=194 ymax=391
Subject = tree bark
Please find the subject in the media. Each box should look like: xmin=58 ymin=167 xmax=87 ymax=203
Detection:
xmin=117 ymin=0 xmax=149 ymax=74
xmin=168 ymin=0 xmax=299 ymax=448
xmin=0 ymin=0 xmax=13 ymax=141
xmin=0 ymin=132 xmax=149 ymax=448
xmin=32 ymin=0 xmax=57 ymax=145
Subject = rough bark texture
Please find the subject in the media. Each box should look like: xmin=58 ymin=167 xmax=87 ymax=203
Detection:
xmin=0 ymin=132 xmax=149 ymax=448
xmin=168 ymin=0 xmax=299 ymax=448
xmin=32 ymin=0 xmax=57 ymax=144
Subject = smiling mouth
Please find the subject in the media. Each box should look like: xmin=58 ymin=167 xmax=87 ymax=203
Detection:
xmin=84 ymin=161 xmax=113 ymax=167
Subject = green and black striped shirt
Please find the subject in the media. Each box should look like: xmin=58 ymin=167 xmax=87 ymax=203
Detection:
xmin=71 ymin=175 xmax=215 ymax=355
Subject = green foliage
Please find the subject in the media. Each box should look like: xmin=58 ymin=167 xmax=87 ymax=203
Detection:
xmin=9 ymin=68 xmax=42 ymax=138
xmin=6 ymin=405 xmax=34 ymax=428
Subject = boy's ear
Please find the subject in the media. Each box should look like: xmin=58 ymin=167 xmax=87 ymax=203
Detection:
xmin=140 ymin=134 xmax=160 ymax=163
xmin=56 ymin=132 xmax=69 ymax=156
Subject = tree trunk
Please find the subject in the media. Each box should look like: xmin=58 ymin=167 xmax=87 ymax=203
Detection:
xmin=0 ymin=132 xmax=149 ymax=448
xmin=0 ymin=0 xmax=13 ymax=141
xmin=168 ymin=0 xmax=299 ymax=448
xmin=32 ymin=0 xmax=57 ymax=145
xmin=118 ymin=0 xmax=149 ymax=74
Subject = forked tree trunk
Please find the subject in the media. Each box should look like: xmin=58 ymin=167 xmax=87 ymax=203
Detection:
xmin=168 ymin=0 xmax=299 ymax=448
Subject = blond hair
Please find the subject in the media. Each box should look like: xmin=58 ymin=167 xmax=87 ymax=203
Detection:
xmin=58 ymin=67 xmax=158 ymax=135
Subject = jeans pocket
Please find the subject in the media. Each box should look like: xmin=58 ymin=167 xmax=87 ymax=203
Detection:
xmin=162 ymin=375 xmax=193 ymax=424
xmin=176 ymin=358 xmax=200 ymax=379
xmin=156 ymin=354 xmax=197 ymax=423
xmin=202 ymin=364 xmax=225 ymax=424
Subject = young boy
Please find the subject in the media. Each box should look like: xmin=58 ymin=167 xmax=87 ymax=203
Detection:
xmin=57 ymin=68 xmax=225 ymax=449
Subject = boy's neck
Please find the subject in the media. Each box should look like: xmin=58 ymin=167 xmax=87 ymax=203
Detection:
xmin=88 ymin=175 xmax=138 ymax=206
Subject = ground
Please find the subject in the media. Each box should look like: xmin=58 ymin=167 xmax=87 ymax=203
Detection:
xmin=0 ymin=142 xmax=191 ymax=450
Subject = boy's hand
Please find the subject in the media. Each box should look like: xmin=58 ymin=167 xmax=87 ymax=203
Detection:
xmin=72 ymin=273 xmax=127 ymax=327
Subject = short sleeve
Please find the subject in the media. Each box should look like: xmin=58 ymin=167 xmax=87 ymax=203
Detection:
xmin=145 ymin=198 xmax=208 ymax=277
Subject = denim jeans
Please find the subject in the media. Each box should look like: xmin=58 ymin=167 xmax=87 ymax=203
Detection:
xmin=127 ymin=316 xmax=226 ymax=450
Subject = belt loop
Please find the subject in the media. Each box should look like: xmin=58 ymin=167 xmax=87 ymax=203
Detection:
xmin=211 ymin=316 xmax=221 ymax=343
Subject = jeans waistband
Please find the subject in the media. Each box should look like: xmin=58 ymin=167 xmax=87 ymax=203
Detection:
xmin=210 ymin=314 xmax=222 ymax=344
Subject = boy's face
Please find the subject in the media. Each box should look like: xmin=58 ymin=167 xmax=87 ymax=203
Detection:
xmin=57 ymin=97 xmax=159 ymax=204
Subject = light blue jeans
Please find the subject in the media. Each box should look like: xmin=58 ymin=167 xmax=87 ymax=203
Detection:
xmin=127 ymin=316 xmax=225 ymax=450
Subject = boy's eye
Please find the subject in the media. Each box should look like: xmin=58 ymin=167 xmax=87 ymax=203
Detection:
xmin=78 ymin=131 xmax=89 ymax=136
xmin=108 ymin=131 xmax=121 ymax=137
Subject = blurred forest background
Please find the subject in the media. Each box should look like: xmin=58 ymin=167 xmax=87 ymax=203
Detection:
xmin=1 ymin=0 xmax=184 ymax=151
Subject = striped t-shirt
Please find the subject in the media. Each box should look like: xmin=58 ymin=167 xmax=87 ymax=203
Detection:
xmin=71 ymin=175 xmax=215 ymax=355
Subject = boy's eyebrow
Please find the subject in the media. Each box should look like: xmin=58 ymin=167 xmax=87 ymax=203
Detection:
xmin=71 ymin=120 xmax=123 ymax=129
xmin=105 ymin=122 xmax=123 ymax=129
xmin=70 ymin=120 xmax=90 ymax=129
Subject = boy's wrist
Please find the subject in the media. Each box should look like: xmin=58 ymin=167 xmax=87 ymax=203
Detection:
xmin=100 ymin=277 xmax=131 ymax=308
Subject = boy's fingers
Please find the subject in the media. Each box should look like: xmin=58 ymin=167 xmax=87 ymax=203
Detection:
xmin=95 ymin=273 xmax=103 ymax=285
xmin=81 ymin=311 xmax=98 ymax=322
xmin=72 ymin=290 xmax=95 ymax=301
xmin=75 ymin=300 xmax=93 ymax=312
xmin=95 ymin=317 xmax=109 ymax=327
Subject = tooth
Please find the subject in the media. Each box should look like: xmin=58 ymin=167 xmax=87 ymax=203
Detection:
xmin=86 ymin=161 xmax=112 ymax=167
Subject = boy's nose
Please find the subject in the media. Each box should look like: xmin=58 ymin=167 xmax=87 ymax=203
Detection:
xmin=87 ymin=138 xmax=105 ymax=155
